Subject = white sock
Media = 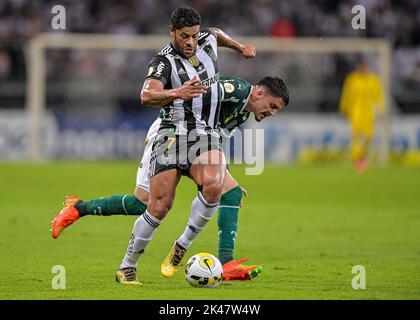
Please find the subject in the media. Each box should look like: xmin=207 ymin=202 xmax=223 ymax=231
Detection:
xmin=177 ymin=192 xmax=219 ymax=250
xmin=120 ymin=210 xmax=161 ymax=269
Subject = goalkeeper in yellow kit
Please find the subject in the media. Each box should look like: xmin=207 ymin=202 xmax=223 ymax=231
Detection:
xmin=339 ymin=58 xmax=385 ymax=172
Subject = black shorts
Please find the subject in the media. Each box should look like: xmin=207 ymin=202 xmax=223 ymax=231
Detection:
xmin=149 ymin=129 xmax=223 ymax=177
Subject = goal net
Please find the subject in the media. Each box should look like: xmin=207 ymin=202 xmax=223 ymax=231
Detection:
xmin=26 ymin=33 xmax=391 ymax=164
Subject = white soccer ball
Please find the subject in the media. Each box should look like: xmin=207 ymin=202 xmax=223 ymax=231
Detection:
xmin=185 ymin=252 xmax=223 ymax=288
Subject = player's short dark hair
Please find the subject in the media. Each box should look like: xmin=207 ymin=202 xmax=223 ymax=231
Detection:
xmin=257 ymin=77 xmax=290 ymax=106
xmin=170 ymin=7 xmax=201 ymax=30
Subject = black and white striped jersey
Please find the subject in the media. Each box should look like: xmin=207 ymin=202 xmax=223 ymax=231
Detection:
xmin=144 ymin=28 xmax=221 ymax=135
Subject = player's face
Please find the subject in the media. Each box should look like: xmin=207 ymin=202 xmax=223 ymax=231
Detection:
xmin=169 ymin=25 xmax=200 ymax=59
xmin=253 ymin=94 xmax=285 ymax=122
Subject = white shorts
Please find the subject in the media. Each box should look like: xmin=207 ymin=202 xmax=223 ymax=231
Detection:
xmin=135 ymin=118 xmax=161 ymax=192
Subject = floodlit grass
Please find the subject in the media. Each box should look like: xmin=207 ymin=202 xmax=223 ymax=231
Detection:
xmin=0 ymin=162 xmax=419 ymax=299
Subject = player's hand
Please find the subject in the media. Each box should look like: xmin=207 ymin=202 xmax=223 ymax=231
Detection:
xmin=240 ymin=187 xmax=248 ymax=208
xmin=175 ymin=76 xmax=208 ymax=100
xmin=240 ymin=44 xmax=256 ymax=59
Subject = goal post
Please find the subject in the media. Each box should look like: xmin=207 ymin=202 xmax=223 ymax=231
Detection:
xmin=26 ymin=33 xmax=391 ymax=163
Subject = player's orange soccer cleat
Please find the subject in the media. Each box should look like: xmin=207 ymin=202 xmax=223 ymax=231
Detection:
xmin=222 ymin=257 xmax=263 ymax=281
xmin=355 ymin=158 xmax=368 ymax=174
xmin=51 ymin=195 xmax=82 ymax=239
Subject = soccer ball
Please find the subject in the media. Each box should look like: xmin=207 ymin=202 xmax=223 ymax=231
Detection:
xmin=185 ymin=253 xmax=223 ymax=288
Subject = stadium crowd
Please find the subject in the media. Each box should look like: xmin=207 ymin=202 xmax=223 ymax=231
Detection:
xmin=0 ymin=0 xmax=419 ymax=111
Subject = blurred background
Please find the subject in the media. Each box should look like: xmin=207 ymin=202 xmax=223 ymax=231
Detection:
xmin=0 ymin=0 xmax=419 ymax=164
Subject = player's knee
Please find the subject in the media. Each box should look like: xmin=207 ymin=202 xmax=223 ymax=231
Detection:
xmin=148 ymin=195 xmax=174 ymax=220
xmin=148 ymin=203 xmax=171 ymax=220
xmin=201 ymin=177 xmax=224 ymax=203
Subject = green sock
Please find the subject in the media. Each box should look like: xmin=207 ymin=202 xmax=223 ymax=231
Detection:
xmin=75 ymin=195 xmax=147 ymax=216
xmin=218 ymin=185 xmax=242 ymax=265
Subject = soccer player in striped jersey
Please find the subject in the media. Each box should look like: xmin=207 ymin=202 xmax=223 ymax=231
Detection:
xmin=131 ymin=6 xmax=257 ymax=283
xmin=51 ymin=75 xmax=289 ymax=283
xmin=53 ymin=6 xmax=259 ymax=284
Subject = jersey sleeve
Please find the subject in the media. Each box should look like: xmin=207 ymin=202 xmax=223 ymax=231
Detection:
xmin=220 ymin=76 xmax=251 ymax=103
xmin=198 ymin=27 xmax=217 ymax=47
xmin=145 ymin=55 xmax=172 ymax=87
xmin=199 ymin=27 xmax=217 ymax=40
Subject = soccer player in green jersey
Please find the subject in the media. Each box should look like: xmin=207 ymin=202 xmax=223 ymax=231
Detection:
xmin=51 ymin=75 xmax=289 ymax=283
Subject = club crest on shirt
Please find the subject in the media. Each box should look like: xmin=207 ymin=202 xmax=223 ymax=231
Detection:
xmin=223 ymin=82 xmax=235 ymax=93
xmin=188 ymin=55 xmax=200 ymax=67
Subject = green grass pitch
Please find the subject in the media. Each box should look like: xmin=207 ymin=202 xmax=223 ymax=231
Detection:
xmin=0 ymin=162 xmax=419 ymax=300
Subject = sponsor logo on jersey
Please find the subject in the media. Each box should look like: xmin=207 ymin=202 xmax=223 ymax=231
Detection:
xmin=154 ymin=61 xmax=166 ymax=77
xmin=199 ymin=73 xmax=219 ymax=87
xmin=178 ymin=67 xmax=187 ymax=75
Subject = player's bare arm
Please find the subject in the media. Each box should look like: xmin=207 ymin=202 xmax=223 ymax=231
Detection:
xmin=140 ymin=77 xmax=208 ymax=107
xmin=209 ymin=27 xmax=256 ymax=59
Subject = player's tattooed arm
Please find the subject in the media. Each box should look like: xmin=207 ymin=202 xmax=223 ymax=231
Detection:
xmin=140 ymin=77 xmax=208 ymax=107
xmin=209 ymin=27 xmax=256 ymax=59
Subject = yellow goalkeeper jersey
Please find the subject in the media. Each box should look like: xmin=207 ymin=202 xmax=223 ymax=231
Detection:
xmin=339 ymin=71 xmax=385 ymax=124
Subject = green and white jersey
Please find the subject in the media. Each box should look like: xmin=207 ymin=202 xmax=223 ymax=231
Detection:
xmin=218 ymin=75 xmax=252 ymax=139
